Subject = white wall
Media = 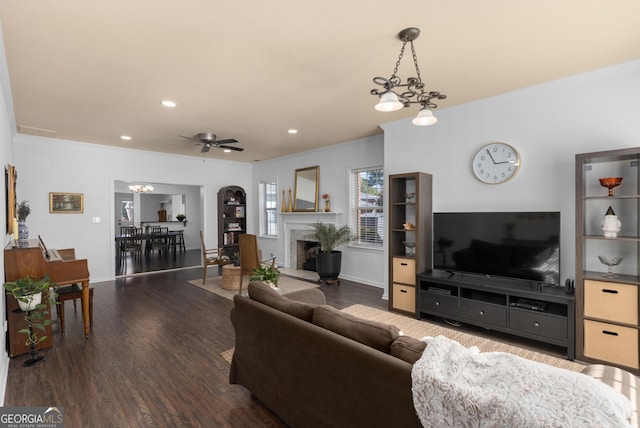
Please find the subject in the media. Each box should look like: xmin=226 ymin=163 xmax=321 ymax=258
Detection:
xmin=0 ymin=19 xmax=15 ymax=405
xmin=252 ymin=134 xmax=385 ymax=288
xmin=382 ymin=59 xmax=640 ymax=297
xmin=13 ymin=135 xmax=252 ymax=282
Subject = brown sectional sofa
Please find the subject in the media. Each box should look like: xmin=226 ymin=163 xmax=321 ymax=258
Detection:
xmin=230 ymin=282 xmax=639 ymax=428
xmin=229 ymin=282 xmax=423 ymax=428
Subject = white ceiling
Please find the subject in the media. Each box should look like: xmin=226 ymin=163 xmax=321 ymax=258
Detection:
xmin=0 ymin=1 xmax=639 ymax=162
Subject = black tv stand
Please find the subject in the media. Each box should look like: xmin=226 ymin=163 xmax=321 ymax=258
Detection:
xmin=416 ymin=271 xmax=575 ymax=359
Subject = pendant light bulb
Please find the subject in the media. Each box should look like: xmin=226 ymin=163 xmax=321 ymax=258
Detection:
xmin=375 ymin=91 xmax=404 ymax=112
xmin=412 ymin=108 xmax=438 ymax=126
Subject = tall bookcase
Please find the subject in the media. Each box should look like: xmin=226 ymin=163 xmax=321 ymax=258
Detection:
xmin=576 ymin=148 xmax=640 ymax=373
xmin=218 ymin=186 xmax=246 ymax=259
xmin=388 ymin=172 xmax=432 ymax=315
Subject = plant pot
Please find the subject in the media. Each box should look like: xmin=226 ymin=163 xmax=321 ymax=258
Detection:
xmin=18 ymin=220 xmax=29 ymax=244
xmin=316 ymin=251 xmax=342 ymax=281
xmin=18 ymin=292 xmax=42 ymax=312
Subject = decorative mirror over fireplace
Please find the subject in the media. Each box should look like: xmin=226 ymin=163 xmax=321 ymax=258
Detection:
xmin=294 ymin=166 xmax=319 ymax=212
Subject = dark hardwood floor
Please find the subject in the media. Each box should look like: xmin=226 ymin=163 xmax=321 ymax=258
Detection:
xmin=3 ymin=266 xmax=387 ymax=427
xmin=5 ymin=262 xmax=569 ymax=427
xmin=115 ymin=249 xmax=202 ymax=276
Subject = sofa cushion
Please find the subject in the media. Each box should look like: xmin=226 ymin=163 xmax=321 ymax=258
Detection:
xmin=248 ymin=281 xmax=317 ymax=322
xmin=312 ymin=305 xmax=400 ymax=353
xmin=391 ymin=336 xmax=427 ymax=364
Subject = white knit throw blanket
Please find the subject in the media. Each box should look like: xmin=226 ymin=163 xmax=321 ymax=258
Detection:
xmin=411 ymin=335 xmax=633 ymax=428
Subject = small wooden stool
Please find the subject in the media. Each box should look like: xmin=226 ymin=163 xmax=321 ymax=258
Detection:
xmin=56 ymin=284 xmax=94 ymax=336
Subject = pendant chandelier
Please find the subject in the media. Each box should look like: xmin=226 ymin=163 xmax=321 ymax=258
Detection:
xmin=370 ymin=27 xmax=446 ymax=126
xmin=128 ymin=184 xmax=154 ymax=193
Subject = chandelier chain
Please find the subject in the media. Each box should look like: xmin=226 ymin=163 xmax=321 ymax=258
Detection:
xmin=392 ymin=41 xmax=408 ymax=79
xmin=410 ymin=41 xmax=422 ymax=85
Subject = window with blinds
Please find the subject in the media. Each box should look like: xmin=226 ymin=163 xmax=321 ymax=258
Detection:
xmin=351 ymin=167 xmax=384 ymax=246
xmin=260 ymin=181 xmax=278 ymax=237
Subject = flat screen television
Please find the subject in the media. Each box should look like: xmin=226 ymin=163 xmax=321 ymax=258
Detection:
xmin=433 ymin=212 xmax=560 ymax=286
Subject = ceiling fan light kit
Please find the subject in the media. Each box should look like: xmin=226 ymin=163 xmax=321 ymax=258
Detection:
xmin=371 ymin=27 xmax=446 ymax=126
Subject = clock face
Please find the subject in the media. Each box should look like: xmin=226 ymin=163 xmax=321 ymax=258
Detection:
xmin=472 ymin=143 xmax=520 ymax=184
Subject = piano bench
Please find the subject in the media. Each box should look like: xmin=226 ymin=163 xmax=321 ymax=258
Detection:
xmin=56 ymin=285 xmax=94 ymax=336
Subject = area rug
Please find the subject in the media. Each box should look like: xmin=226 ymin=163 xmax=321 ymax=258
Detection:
xmin=187 ymin=274 xmax=318 ymax=301
xmin=341 ymin=304 xmax=584 ymax=372
xmin=220 ymin=303 xmax=584 ymax=372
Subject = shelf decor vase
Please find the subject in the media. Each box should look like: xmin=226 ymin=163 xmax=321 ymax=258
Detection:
xmin=601 ymin=206 xmax=621 ymax=238
xmin=287 ymin=188 xmax=293 ymax=212
xmin=17 ymin=220 xmax=29 ymax=244
xmin=599 ymin=177 xmax=623 ymax=196
xmin=281 ymin=190 xmax=287 ymax=213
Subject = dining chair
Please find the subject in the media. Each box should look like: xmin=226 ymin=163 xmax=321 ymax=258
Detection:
xmin=238 ymin=233 xmax=277 ymax=295
xmin=121 ymin=227 xmax=142 ymax=261
xmin=120 ymin=226 xmax=135 ymax=235
xmin=200 ymin=230 xmax=229 ymax=284
xmin=147 ymin=226 xmax=169 ymax=257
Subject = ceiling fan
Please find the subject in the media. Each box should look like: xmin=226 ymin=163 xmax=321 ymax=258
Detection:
xmin=182 ymin=132 xmax=244 ymax=153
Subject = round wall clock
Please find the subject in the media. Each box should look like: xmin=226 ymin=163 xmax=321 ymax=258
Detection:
xmin=472 ymin=142 xmax=521 ymax=184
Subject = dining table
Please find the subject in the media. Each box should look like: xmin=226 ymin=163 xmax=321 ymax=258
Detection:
xmin=115 ymin=230 xmax=181 ymax=260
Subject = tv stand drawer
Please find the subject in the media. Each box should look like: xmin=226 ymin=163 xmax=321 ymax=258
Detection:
xmin=416 ymin=271 xmax=574 ymax=359
xmin=420 ymin=291 xmax=458 ymax=317
xmin=509 ymin=309 xmax=567 ymax=342
xmin=460 ymin=299 xmax=507 ymax=328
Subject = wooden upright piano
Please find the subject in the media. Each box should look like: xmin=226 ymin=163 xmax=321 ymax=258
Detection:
xmin=4 ymin=238 xmax=90 ymax=357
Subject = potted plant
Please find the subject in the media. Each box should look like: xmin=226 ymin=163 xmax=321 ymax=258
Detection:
xmin=16 ymin=200 xmax=31 ymax=221
xmin=16 ymin=200 xmax=31 ymax=243
xmin=249 ymin=265 xmax=281 ymax=289
xmin=175 ymin=213 xmax=186 ymax=224
xmin=3 ymin=275 xmax=56 ymax=366
xmin=305 ymin=222 xmax=354 ymax=282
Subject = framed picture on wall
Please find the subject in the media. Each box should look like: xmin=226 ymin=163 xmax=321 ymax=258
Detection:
xmin=49 ymin=192 xmax=84 ymax=214
xmin=5 ymin=165 xmax=16 ymax=233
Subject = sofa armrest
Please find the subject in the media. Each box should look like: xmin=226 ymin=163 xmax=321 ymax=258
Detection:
xmin=283 ymin=287 xmax=326 ymax=305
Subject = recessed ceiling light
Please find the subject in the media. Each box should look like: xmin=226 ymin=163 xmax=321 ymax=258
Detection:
xmin=223 ymin=149 xmax=232 ymax=153
xmin=161 ymin=100 xmax=177 ymax=108
xmin=120 ymin=135 xmax=132 ymax=141
xmin=288 ymin=129 xmax=298 ymax=134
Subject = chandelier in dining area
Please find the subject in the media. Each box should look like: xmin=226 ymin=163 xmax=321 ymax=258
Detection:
xmin=128 ymin=184 xmax=154 ymax=193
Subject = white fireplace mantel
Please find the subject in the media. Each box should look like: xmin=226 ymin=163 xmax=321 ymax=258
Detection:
xmin=279 ymin=211 xmax=340 ymax=219
xmin=280 ymin=211 xmax=342 ymax=268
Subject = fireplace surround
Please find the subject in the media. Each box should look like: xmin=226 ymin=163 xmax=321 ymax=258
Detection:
xmin=280 ymin=212 xmax=340 ymax=269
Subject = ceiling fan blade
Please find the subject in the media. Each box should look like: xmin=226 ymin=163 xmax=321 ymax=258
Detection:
xmin=215 ymin=138 xmax=238 ymax=145
xmin=217 ymin=144 xmax=244 ymax=152
xmin=201 ymin=143 xmax=211 ymax=153
xmin=180 ymin=135 xmax=204 ymax=143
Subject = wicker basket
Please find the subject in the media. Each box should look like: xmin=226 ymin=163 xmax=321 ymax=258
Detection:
xmin=222 ymin=265 xmax=242 ymax=290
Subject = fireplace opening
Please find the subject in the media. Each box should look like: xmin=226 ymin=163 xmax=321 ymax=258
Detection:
xmin=297 ymin=240 xmax=318 ymax=271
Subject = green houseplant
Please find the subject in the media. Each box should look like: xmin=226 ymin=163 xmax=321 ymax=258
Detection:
xmin=16 ymin=200 xmax=31 ymax=243
xmin=16 ymin=200 xmax=31 ymax=221
xmin=4 ymin=275 xmax=56 ymax=366
xmin=249 ymin=264 xmax=281 ymax=287
xmin=305 ymin=222 xmax=354 ymax=282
